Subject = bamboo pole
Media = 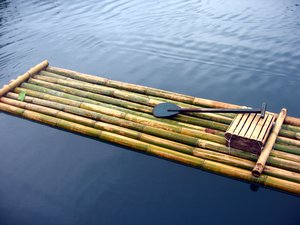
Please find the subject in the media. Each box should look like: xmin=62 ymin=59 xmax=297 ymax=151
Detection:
xmin=45 ymin=66 xmax=240 ymax=108
xmin=0 ymin=101 xmax=299 ymax=195
xmin=21 ymin=84 xmax=300 ymax=151
xmin=273 ymin=143 xmax=300 ymax=156
xmin=33 ymin=76 xmax=154 ymax=114
xmin=37 ymin=72 xmax=233 ymax=124
xmin=282 ymin=124 xmax=300 ymax=133
xmin=29 ymin=77 xmax=229 ymax=131
xmin=252 ymin=109 xmax=287 ymax=177
xmin=14 ymin=85 xmax=300 ymax=164
xmin=31 ymin=76 xmax=300 ymax=152
xmin=40 ymin=70 xmax=236 ymax=120
xmin=15 ymin=83 xmax=218 ymax=137
xmin=0 ymin=60 xmax=48 ymax=97
xmin=279 ymin=129 xmax=300 ymax=140
xmin=276 ymin=136 xmax=300 ymax=148
xmin=11 ymin=87 xmax=300 ymax=171
xmin=41 ymin=68 xmax=236 ymax=120
xmin=2 ymin=93 xmax=225 ymax=147
xmin=268 ymin=149 xmax=300 ymax=163
xmin=45 ymin=66 xmax=300 ymax=126
xmin=19 ymin=82 xmax=300 ymax=163
xmin=2 ymin=94 xmax=300 ymax=184
xmin=34 ymin=73 xmax=300 ymax=141
xmin=18 ymin=83 xmax=209 ymax=133
xmin=21 ymin=82 xmax=228 ymax=137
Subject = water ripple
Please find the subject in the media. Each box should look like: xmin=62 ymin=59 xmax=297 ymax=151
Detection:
xmin=1 ymin=1 xmax=300 ymax=223
xmin=0 ymin=0 xmax=300 ymax=103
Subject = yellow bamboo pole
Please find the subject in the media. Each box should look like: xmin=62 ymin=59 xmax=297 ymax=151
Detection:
xmin=39 ymin=70 xmax=300 ymax=145
xmin=0 ymin=60 xmax=48 ymax=97
xmin=45 ymin=66 xmax=300 ymax=126
xmin=0 ymin=101 xmax=299 ymax=195
xmin=10 ymin=88 xmax=300 ymax=171
xmin=2 ymin=94 xmax=300 ymax=183
xmin=276 ymin=136 xmax=300 ymax=148
xmin=15 ymin=83 xmax=300 ymax=164
xmin=41 ymin=69 xmax=236 ymax=120
xmin=18 ymin=83 xmax=227 ymax=143
xmin=26 ymin=77 xmax=300 ymax=143
xmin=28 ymin=77 xmax=229 ymax=131
xmin=36 ymin=72 xmax=233 ymax=124
xmin=252 ymin=109 xmax=287 ymax=177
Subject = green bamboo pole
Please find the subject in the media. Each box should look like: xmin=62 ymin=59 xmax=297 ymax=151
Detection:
xmin=16 ymin=82 xmax=224 ymax=138
xmin=14 ymin=85 xmax=300 ymax=164
xmin=2 ymin=94 xmax=300 ymax=184
xmin=33 ymin=74 xmax=300 ymax=142
xmin=276 ymin=136 xmax=300 ymax=148
xmin=273 ymin=143 xmax=300 ymax=155
xmin=45 ymin=66 xmax=300 ymax=127
xmin=39 ymin=70 xmax=241 ymax=121
xmin=45 ymin=66 xmax=241 ymax=108
xmin=37 ymin=72 xmax=233 ymax=124
xmin=33 ymin=75 xmax=300 ymax=152
xmin=3 ymin=93 xmax=225 ymax=147
xmin=282 ymin=124 xmax=300 ymax=133
xmin=0 ymin=60 xmax=48 ymax=97
xmin=19 ymin=82 xmax=300 ymax=161
xmin=13 ymin=87 xmax=227 ymax=145
xmin=41 ymin=69 xmax=236 ymax=121
xmin=0 ymin=101 xmax=299 ymax=196
xmin=267 ymin=148 xmax=300 ymax=162
xmin=279 ymin=129 xmax=300 ymax=140
xmin=16 ymin=84 xmax=212 ymax=134
xmin=34 ymin=76 xmax=154 ymax=114
xmin=12 ymin=87 xmax=300 ymax=171
xmin=29 ymin=77 xmax=229 ymax=131
xmin=21 ymin=82 xmax=228 ymax=137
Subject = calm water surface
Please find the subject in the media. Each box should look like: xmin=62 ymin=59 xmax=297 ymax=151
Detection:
xmin=0 ymin=0 xmax=300 ymax=224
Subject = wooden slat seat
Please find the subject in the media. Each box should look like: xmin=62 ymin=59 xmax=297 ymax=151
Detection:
xmin=225 ymin=112 xmax=275 ymax=154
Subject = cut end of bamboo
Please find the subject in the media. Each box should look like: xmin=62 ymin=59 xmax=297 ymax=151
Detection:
xmin=252 ymin=163 xmax=263 ymax=177
xmin=0 ymin=60 xmax=49 ymax=98
xmin=28 ymin=60 xmax=49 ymax=75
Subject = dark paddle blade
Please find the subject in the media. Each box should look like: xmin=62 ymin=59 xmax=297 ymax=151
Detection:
xmin=152 ymin=103 xmax=181 ymax=118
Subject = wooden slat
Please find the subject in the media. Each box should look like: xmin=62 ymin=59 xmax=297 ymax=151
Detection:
xmin=226 ymin=113 xmax=243 ymax=135
xmin=233 ymin=113 xmax=250 ymax=135
xmin=261 ymin=115 xmax=275 ymax=143
xmin=261 ymin=114 xmax=275 ymax=143
xmin=250 ymin=114 xmax=269 ymax=140
xmin=239 ymin=113 xmax=256 ymax=136
xmin=257 ymin=114 xmax=274 ymax=141
xmin=262 ymin=113 xmax=276 ymax=143
xmin=244 ymin=114 xmax=261 ymax=138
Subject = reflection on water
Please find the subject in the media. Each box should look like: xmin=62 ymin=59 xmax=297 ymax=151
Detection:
xmin=0 ymin=1 xmax=300 ymax=225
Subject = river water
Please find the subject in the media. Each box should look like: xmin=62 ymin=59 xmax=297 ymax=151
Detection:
xmin=0 ymin=0 xmax=300 ymax=224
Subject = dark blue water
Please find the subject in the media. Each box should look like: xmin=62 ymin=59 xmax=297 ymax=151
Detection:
xmin=0 ymin=0 xmax=300 ymax=224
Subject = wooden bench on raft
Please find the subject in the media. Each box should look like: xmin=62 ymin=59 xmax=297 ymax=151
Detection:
xmin=225 ymin=109 xmax=287 ymax=177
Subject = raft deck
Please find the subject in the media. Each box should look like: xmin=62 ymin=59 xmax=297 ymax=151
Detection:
xmin=0 ymin=60 xmax=300 ymax=196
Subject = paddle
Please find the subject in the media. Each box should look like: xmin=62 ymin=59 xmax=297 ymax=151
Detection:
xmin=153 ymin=102 xmax=267 ymax=118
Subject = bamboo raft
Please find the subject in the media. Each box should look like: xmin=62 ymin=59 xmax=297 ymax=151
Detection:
xmin=1 ymin=60 xmax=300 ymax=196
